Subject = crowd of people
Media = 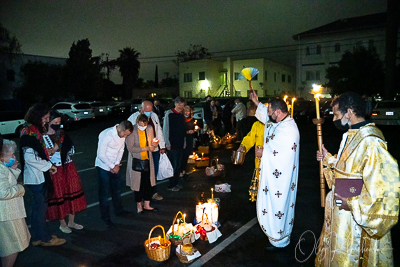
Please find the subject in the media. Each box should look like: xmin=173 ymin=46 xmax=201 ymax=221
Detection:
xmin=1 ymin=91 xmax=399 ymax=267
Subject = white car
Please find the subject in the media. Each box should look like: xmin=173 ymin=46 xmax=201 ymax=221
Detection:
xmin=88 ymin=101 xmax=109 ymax=117
xmin=0 ymin=111 xmax=25 ymax=135
xmin=371 ymin=100 xmax=400 ymax=125
xmin=52 ymin=102 xmax=95 ymax=122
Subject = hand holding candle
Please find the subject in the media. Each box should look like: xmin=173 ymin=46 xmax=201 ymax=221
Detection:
xmin=152 ymin=138 xmax=159 ymax=147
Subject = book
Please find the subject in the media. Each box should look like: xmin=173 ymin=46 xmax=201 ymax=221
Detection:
xmin=335 ymin=178 xmax=364 ymax=199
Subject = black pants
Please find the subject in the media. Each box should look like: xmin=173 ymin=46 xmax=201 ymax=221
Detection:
xmin=134 ymin=170 xmax=152 ymax=202
xmin=236 ymin=118 xmax=246 ymax=140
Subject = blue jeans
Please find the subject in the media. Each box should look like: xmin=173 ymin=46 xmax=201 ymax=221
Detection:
xmin=167 ymin=149 xmax=183 ymax=188
xmin=152 ymin=151 xmax=160 ymax=177
xmin=97 ymin=167 xmax=123 ymax=221
xmin=26 ymin=183 xmax=52 ymax=242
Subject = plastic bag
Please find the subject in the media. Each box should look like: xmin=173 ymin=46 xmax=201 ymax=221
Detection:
xmin=215 ymin=183 xmax=231 ymax=193
xmin=157 ymin=153 xmax=174 ymax=180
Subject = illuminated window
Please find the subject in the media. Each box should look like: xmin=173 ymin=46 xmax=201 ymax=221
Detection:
xmin=184 ymin=73 xmax=192 ymax=82
xmin=199 ymin=71 xmax=205 ymax=80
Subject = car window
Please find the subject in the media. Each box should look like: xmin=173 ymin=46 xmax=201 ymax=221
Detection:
xmin=376 ymin=102 xmax=400 ymax=109
xmin=74 ymin=104 xmax=92 ymax=109
xmin=53 ymin=104 xmax=72 ymax=109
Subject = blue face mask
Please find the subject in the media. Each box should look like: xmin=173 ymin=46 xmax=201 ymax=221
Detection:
xmin=4 ymin=158 xmax=15 ymax=167
xmin=144 ymin=111 xmax=151 ymax=117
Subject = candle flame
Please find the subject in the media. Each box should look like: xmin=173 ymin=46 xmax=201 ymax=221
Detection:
xmin=314 ymin=93 xmax=322 ymax=100
xmin=291 ymin=97 xmax=296 ymax=103
xmin=283 ymin=95 xmax=288 ymax=102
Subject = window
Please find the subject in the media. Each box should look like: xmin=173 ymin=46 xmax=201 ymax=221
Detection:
xmin=53 ymin=104 xmax=72 ymax=110
xmin=288 ymin=75 xmax=291 ymax=83
xmin=235 ymin=91 xmax=241 ymax=97
xmin=306 ymin=46 xmax=310 ymax=55
xmin=316 ymin=45 xmax=321 ymax=55
xmin=368 ymin=39 xmax=374 ymax=51
xmin=184 ymin=91 xmax=192 ymax=98
xmin=335 ymin=43 xmax=341 ymax=52
xmin=184 ymin=73 xmax=192 ymax=82
xmin=6 ymin=69 xmax=15 ymax=82
xmin=199 ymin=71 xmax=205 ymax=80
xmin=306 ymin=71 xmax=315 ymax=81
xmin=316 ymin=71 xmax=321 ymax=80
xmin=234 ymin=72 xmax=240 ymax=80
xmin=274 ymin=72 xmax=276 ymax=82
xmin=282 ymin=74 xmax=286 ymax=82
xmin=264 ymin=70 xmax=267 ymax=80
xmin=252 ymin=74 xmax=258 ymax=81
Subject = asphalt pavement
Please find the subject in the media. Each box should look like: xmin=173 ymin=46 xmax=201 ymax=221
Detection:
xmin=6 ymin=116 xmax=400 ymax=267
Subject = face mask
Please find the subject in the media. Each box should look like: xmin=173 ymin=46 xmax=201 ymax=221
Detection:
xmin=4 ymin=158 xmax=15 ymax=167
xmin=144 ymin=111 xmax=151 ymax=117
xmin=333 ymin=119 xmax=349 ymax=131
xmin=269 ymin=116 xmax=277 ymax=123
xmin=341 ymin=113 xmax=350 ymax=126
xmin=51 ymin=124 xmax=61 ymax=131
xmin=138 ymin=125 xmax=147 ymax=131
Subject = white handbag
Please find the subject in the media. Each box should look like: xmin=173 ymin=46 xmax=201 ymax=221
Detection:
xmin=157 ymin=153 xmax=174 ymax=180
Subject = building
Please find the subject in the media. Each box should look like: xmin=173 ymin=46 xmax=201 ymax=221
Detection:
xmin=179 ymin=57 xmax=295 ymax=98
xmin=0 ymin=53 xmax=66 ymax=99
xmin=293 ymin=12 xmax=399 ymax=100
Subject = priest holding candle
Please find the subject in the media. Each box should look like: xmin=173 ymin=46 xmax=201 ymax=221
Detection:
xmin=249 ymin=90 xmax=300 ymax=250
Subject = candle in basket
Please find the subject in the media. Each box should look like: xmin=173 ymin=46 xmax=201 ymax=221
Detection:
xmin=202 ymin=152 xmax=204 ymax=158
xmin=196 ymin=202 xmax=219 ymax=226
xmin=211 ymin=188 xmax=214 ymax=200
xmin=183 ymin=213 xmax=186 ymax=224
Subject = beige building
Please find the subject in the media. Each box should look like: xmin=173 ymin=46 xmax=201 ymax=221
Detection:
xmin=179 ymin=57 xmax=295 ymax=98
xmin=293 ymin=12 xmax=399 ymax=100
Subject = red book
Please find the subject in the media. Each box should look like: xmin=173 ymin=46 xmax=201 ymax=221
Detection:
xmin=335 ymin=178 xmax=364 ymax=199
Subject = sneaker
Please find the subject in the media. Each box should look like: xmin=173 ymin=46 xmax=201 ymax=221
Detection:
xmin=41 ymin=236 xmax=66 ymax=246
xmin=152 ymin=193 xmax=163 ymax=200
xmin=68 ymin=223 xmax=84 ymax=230
xmin=59 ymin=226 xmax=72 ymax=234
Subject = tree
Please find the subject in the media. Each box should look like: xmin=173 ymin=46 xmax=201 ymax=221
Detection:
xmin=65 ymin=39 xmax=103 ymax=100
xmin=325 ymin=47 xmax=384 ymax=96
xmin=117 ymin=47 xmax=140 ymax=99
xmin=0 ymin=23 xmax=22 ymax=60
xmin=174 ymin=44 xmax=211 ymax=66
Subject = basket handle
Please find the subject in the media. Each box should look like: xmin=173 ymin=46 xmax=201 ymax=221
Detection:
xmin=148 ymin=225 xmax=166 ymax=242
xmin=210 ymin=158 xmax=218 ymax=168
xmin=201 ymin=212 xmax=210 ymax=224
xmin=171 ymin=211 xmax=183 ymax=235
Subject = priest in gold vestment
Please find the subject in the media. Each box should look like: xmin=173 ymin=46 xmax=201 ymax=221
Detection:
xmin=316 ymin=92 xmax=399 ymax=267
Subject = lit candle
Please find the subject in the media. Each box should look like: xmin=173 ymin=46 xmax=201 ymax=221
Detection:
xmin=183 ymin=214 xmax=186 ymax=224
xmin=211 ymin=188 xmax=214 ymax=200
xmin=202 ymin=152 xmax=204 ymax=158
xmin=291 ymin=98 xmax=296 ymax=118
xmin=177 ymin=219 xmax=180 ymax=234
xmin=312 ymin=84 xmax=322 ymax=119
xmin=283 ymin=95 xmax=288 ymax=103
xmin=195 ymin=125 xmax=199 ymax=130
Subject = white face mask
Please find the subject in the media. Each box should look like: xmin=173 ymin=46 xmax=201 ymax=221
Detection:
xmin=138 ymin=125 xmax=147 ymax=131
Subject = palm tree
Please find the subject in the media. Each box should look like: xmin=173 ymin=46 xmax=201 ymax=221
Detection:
xmin=117 ymin=47 xmax=140 ymax=99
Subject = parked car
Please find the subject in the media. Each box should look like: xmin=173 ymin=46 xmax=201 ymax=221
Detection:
xmin=0 ymin=111 xmax=25 ymax=136
xmin=131 ymin=99 xmax=143 ymax=113
xmin=88 ymin=101 xmax=109 ymax=117
xmin=52 ymin=102 xmax=95 ymax=122
xmin=292 ymin=100 xmax=316 ymax=122
xmin=109 ymin=101 xmax=132 ymax=118
xmin=371 ymin=100 xmax=400 ymax=125
xmin=320 ymin=100 xmax=333 ymax=120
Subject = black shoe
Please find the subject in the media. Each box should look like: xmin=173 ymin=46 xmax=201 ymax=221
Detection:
xmin=105 ymin=220 xmax=115 ymax=228
xmin=143 ymin=207 xmax=158 ymax=212
xmin=264 ymin=244 xmax=282 ymax=251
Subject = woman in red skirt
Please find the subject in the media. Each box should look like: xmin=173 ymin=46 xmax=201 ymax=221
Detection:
xmin=45 ymin=111 xmax=87 ymax=234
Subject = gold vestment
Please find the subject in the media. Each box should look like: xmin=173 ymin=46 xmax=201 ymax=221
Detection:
xmin=315 ymin=123 xmax=399 ymax=267
xmin=240 ymin=120 xmax=264 ymax=167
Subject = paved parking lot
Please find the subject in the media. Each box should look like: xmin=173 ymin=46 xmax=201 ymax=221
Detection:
xmin=6 ymin=117 xmax=400 ymax=267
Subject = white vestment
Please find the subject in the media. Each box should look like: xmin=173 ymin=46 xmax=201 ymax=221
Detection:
xmin=255 ymin=103 xmax=300 ymax=247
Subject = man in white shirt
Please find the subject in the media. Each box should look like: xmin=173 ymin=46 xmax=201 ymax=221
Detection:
xmin=128 ymin=100 xmax=166 ymax=200
xmin=95 ymin=120 xmax=133 ymax=228
xmin=231 ymin=98 xmax=247 ymax=142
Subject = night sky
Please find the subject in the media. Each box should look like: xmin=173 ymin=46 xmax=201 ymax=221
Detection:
xmin=1 ymin=0 xmax=387 ymax=81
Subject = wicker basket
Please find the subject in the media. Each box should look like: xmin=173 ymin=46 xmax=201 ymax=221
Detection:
xmin=176 ymin=236 xmax=197 ymax=263
xmin=195 ymin=158 xmax=209 ymax=168
xmin=197 ymin=213 xmax=215 ymax=241
xmin=144 ymin=225 xmax=171 ymax=262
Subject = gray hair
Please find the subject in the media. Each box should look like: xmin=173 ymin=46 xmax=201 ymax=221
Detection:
xmin=174 ymin=96 xmax=186 ymax=104
xmin=1 ymin=139 xmax=17 ymax=157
